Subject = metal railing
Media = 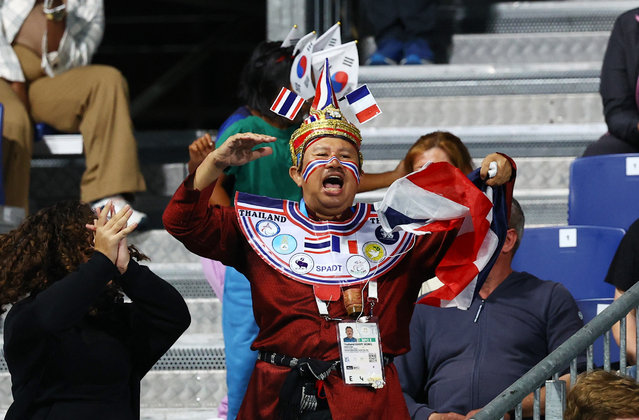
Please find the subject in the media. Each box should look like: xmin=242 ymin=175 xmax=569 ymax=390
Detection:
xmin=471 ymin=280 xmax=639 ymax=420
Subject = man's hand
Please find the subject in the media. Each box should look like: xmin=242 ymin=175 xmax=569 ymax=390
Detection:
xmin=212 ymin=132 xmax=276 ymax=169
xmin=188 ymin=133 xmax=216 ymax=174
xmin=193 ymin=132 xmax=275 ymax=191
xmin=480 ymin=153 xmax=512 ymax=186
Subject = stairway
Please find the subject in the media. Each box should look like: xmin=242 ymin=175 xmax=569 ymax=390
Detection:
xmin=2 ymin=1 xmax=635 ymax=418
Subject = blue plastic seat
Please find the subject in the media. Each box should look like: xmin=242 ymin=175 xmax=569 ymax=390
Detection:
xmin=569 ymin=154 xmax=639 ymax=230
xmin=512 ymin=226 xmax=625 ymax=301
xmin=0 ymin=103 xmax=5 ymax=204
xmin=512 ymin=226 xmax=626 ymax=366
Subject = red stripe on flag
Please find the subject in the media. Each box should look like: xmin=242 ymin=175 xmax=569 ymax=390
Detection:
xmin=270 ymin=88 xmax=287 ymax=111
xmin=290 ymin=97 xmax=305 ymax=118
xmin=356 ymin=104 xmax=381 ymax=123
xmin=348 ymin=240 xmax=358 ymax=254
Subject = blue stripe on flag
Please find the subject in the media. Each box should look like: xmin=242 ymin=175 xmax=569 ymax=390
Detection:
xmin=280 ymin=93 xmax=297 ymax=114
xmin=467 ymin=168 xmax=509 ymax=300
xmin=346 ymin=85 xmax=370 ymax=104
xmin=305 ymin=240 xmax=331 ymax=249
xmin=331 ymin=235 xmax=340 ymax=252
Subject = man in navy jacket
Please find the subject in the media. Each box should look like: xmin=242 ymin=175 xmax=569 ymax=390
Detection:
xmin=395 ymin=199 xmax=584 ymax=420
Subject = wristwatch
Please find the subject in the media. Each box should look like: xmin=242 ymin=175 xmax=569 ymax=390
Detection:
xmin=43 ymin=1 xmax=67 ymax=22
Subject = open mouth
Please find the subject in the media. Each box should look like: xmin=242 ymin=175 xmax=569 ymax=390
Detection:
xmin=323 ymin=174 xmax=344 ymax=192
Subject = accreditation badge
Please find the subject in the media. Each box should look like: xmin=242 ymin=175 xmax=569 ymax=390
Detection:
xmin=337 ymin=321 xmax=385 ymax=389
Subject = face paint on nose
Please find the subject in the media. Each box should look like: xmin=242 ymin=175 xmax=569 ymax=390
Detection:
xmin=302 ymin=156 xmax=361 ymax=184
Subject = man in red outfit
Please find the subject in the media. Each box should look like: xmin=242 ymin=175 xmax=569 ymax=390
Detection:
xmin=163 ymin=70 xmax=514 ymax=419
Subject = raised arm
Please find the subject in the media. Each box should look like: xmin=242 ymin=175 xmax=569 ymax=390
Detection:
xmin=193 ymin=132 xmax=276 ymax=191
xmin=119 ymin=260 xmax=191 ymax=376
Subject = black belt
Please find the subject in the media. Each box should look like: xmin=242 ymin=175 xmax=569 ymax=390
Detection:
xmin=258 ymin=350 xmax=395 ymax=371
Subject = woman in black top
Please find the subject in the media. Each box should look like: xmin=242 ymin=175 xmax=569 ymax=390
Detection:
xmin=585 ymin=8 xmax=639 ymax=156
xmin=0 ymin=200 xmax=191 ymax=419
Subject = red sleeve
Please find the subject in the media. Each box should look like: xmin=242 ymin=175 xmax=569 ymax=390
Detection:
xmin=162 ymin=174 xmax=247 ymax=269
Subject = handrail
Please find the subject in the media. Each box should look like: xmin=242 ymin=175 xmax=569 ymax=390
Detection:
xmin=471 ymin=280 xmax=639 ymax=420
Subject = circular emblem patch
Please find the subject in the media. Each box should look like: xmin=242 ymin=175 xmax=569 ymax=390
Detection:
xmin=375 ymin=225 xmax=399 ymax=245
xmin=289 ymin=253 xmax=314 ymax=274
xmin=256 ymin=220 xmax=280 ymax=237
xmin=363 ymin=242 xmax=386 ymax=263
xmin=346 ymin=255 xmax=370 ymax=279
xmin=272 ymin=234 xmax=296 ymax=255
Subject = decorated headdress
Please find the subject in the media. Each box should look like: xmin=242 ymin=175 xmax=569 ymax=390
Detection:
xmin=289 ymin=58 xmax=363 ymax=168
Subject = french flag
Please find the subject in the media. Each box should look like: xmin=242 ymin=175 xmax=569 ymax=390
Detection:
xmin=345 ymin=84 xmax=382 ymax=123
xmin=375 ymin=162 xmax=510 ymax=310
xmin=270 ymin=87 xmax=305 ymax=120
xmin=311 ymin=58 xmax=338 ymax=111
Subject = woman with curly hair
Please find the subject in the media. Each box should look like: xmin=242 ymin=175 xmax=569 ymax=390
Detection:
xmin=0 ymin=200 xmax=191 ymax=419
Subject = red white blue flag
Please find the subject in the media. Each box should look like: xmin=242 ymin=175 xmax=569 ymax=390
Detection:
xmin=344 ymin=84 xmax=382 ymax=124
xmin=270 ymin=87 xmax=305 ymax=120
xmin=311 ymin=58 xmax=339 ymax=111
xmin=375 ymin=162 xmax=508 ymax=309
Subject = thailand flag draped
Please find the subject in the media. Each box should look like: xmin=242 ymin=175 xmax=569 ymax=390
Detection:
xmin=343 ymin=84 xmax=382 ymax=123
xmin=375 ymin=162 xmax=509 ymax=310
xmin=270 ymin=87 xmax=305 ymax=120
xmin=311 ymin=58 xmax=339 ymax=110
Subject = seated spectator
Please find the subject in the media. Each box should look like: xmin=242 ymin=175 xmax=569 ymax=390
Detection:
xmin=0 ymin=0 xmax=147 ymax=223
xmin=565 ymin=370 xmax=639 ymax=420
xmin=404 ymin=130 xmax=513 ymax=188
xmin=395 ymin=199 xmax=584 ymax=420
xmin=584 ymin=7 xmax=639 ymax=156
xmin=605 ymin=217 xmax=639 ymax=365
xmin=364 ymin=0 xmax=438 ymax=65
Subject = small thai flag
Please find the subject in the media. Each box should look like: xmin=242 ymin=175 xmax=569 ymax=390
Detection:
xmin=270 ymin=87 xmax=305 ymax=120
xmin=304 ymin=234 xmax=332 ymax=254
xmin=345 ymin=84 xmax=381 ymax=124
xmin=311 ymin=58 xmax=339 ymax=111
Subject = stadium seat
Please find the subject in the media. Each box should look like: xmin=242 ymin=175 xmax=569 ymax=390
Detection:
xmin=576 ymin=298 xmax=622 ymax=369
xmin=0 ymin=103 xmax=4 ymax=204
xmin=512 ymin=226 xmax=625 ymax=301
xmin=569 ymin=154 xmax=639 ymax=230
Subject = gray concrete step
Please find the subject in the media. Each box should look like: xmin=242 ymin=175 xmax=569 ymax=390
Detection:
xmin=449 ymin=32 xmax=608 ymax=65
xmin=487 ymin=1 xmax=632 ymax=33
xmin=359 ymin=63 xmax=601 ymax=97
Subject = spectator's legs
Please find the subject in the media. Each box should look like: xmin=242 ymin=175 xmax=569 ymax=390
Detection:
xmin=583 ymin=132 xmax=639 ymax=156
xmin=222 ymin=267 xmax=259 ymax=420
xmin=400 ymin=0 xmax=437 ymax=64
xmin=28 ymin=65 xmax=146 ymax=203
xmin=0 ymin=79 xmax=34 ymax=212
xmin=364 ymin=1 xmax=404 ymax=64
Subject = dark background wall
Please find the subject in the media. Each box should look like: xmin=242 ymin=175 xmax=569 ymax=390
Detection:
xmin=93 ymin=1 xmax=266 ymax=130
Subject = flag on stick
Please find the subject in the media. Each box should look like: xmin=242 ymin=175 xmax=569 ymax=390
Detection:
xmin=311 ymin=41 xmax=359 ymax=98
xmin=270 ymin=87 xmax=305 ymax=120
xmin=290 ymin=31 xmax=317 ymax=99
xmin=313 ymin=22 xmax=341 ymax=52
xmin=281 ymin=25 xmax=301 ymax=48
xmin=344 ymin=84 xmax=382 ymax=124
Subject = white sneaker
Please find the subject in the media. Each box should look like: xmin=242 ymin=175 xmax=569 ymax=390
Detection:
xmin=91 ymin=195 xmax=148 ymax=228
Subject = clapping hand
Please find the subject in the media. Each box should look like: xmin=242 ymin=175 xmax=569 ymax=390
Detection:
xmin=87 ymin=201 xmax=138 ymax=273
